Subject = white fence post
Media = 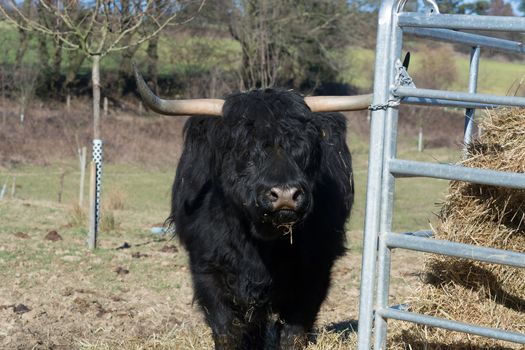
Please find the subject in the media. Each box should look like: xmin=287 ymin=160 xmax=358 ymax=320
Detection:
xmin=103 ymin=97 xmax=108 ymax=116
xmin=11 ymin=176 xmax=15 ymax=198
xmin=78 ymin=146 xmax=87 ymax=206
xmin=0 ymin=178 xmax=7 ymax=200
xmin=418 ymin=127 xmax=424 ymax=152
xmin=66 ymin=94 xmax=71 ymax=113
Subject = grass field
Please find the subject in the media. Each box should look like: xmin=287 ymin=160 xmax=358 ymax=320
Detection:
xmin=2 ymin=18 xmax=524 ymax=99
xmin=2 ymin=15 xmax=519 ymax=349
xmin=1 ymin=132 xmax=458 ymax=234
xmin=345 ymin=47 xmax=525 ymax=95
xmin=0 ymin=130 xmax=462 ymax=348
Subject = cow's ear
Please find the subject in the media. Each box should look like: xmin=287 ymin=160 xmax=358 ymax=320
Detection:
xmin=402 ymin=51 xmax=410 ymax=70
xmin=170 ymin=116 xmax=221 ymax=219
xmin=312 ymin=113 xmax=354 ymax=215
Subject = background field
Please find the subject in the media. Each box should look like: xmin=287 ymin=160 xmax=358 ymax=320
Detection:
xmin=1 ymin=3 xmax=524 ymax=347
xmin=0 ymin=103 xmax=465 ymax=348
xmin=1 ymin=48 xmax=521 ymax=349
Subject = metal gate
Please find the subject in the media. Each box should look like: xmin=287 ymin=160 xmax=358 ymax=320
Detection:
xmin=357 ymin=0 xmax=525 ymax=348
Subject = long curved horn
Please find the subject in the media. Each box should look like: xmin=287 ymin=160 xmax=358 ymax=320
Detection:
xmin=304 ymin=94 xmax=372 ymax=112
xmin=133 ymin=63 xmax=224 ymax=116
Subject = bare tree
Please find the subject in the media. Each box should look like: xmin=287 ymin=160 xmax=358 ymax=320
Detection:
xmin=0 ymin=42 xmax=9 ymax=126
xmin=0 ymin=0 xmax=204 ymax=248
xmin=116 ymin=0 xmax=172 ymax=95
xmin=228 ymin=0 xmax=358 ymax=90
xmin=229 ymin=0 xmax=285 ymax=89
xmin=145 ymin=0 xmax=172 ymax=95
xmin=14 ymin=62 xmax=40 ymax=123
xmin=12 ymin=0 xmax=32 ymax=73
xmin=35 ymin=1 xmax=66 ymax=95
xmin=0 ymin=0 xmax=204 ymax=138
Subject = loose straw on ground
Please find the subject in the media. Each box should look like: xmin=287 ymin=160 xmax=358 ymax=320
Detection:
xmin=390 ymin=108 xmax=525 ymax=350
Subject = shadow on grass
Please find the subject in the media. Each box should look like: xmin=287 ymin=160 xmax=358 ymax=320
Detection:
xmin=309 ymin=319 xmax=358 ymax=343
xmin=391 ymin=333 xmax=518 ymax=350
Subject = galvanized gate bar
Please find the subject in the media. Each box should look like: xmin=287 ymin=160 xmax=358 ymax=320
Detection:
xmin=402 ymin=96 xmax=498 ymax=109
xmin=377 ymin=308 xmax=525 ymax=344
xmin=398 ymin=13 xmax=525 ymax=32
xmin=384 ymin=233 xmax=525 ymax=268
xmin=401 ymin=230 xmax=433 ymax=238
xmin=389 ymin=159 xmax=525 ymax=189
xmin=402 ymin=27 xmax=525 ymax=54
xmin=394 ymin=86 xmax=525 ymax=107
xmin=358 ymin=1 xmax=525 ymax=349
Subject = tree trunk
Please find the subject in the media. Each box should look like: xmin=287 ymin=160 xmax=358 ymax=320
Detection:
xmin=117 ymin=44 xmax=140 ymax=95
xmin=37 ymin=34 xmax=51 ymax=73
xmin=1 ymin=66 xmax=5 ymax=126
xmin=146 ymin=35 xmax=160 ymax=94
xmin=50 ymin=39 xmax=63 ymax=93
xmin=92 ymin=55 xmax=101 ymax=139
xmin=65 ymin=51 xmax=86 ymax=91
xmin=15 ymin=30 xmax=30 ymax=72
xmin=14 ymin=0 xmax=32 ymax=72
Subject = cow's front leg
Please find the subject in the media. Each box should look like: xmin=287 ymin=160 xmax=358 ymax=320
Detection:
xmin=279 ymin=323 xmax=307 ymax=350
xmin=192 ymin=272 xmax=243 ymax=349
xmin=275 ymin=272 xmax=331 ymax=350
xmin=209 ymin=309 xmax=267 ymax=350
xmin=193 ymin=272 xmax=267 ymax=350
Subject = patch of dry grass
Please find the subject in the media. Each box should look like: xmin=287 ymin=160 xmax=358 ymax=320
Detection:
xmin=99 ymin=210 xmax=120 ymax=232
xmin=390 ymin=108 xmax=525 ymax=349
xmin=105 ymin=187 xmax=127 ymax=211
xmin=78 ymin=325 xmax=358 ymax=350
xmin=67 ymin=203 xmax=87 ymax=227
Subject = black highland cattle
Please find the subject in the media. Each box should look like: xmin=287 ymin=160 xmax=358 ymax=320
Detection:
xmin=135 ymin=67 xmax=358 ymax=350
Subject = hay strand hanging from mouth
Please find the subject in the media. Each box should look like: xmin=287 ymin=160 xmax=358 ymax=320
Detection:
xmin=390 ymin=108 xmax=525 ymax=350
xmin=277 ymin=222 xmax=295 ymax=244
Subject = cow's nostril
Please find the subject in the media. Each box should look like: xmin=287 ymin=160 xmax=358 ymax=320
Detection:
xmin=292 ymin=188 xmax=303 ymax=201
xmin=269 ymin=189 xmax=280 ymax=201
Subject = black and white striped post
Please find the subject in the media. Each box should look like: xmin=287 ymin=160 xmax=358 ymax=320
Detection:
xmin=88 ymin=139 xmax=103 ymax=249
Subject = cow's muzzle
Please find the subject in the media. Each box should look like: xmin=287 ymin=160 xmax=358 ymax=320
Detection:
xmin=258 ymin=185 xmax=309 ymax=225
xmin=267 ymin=186 xmax=304 ymax=211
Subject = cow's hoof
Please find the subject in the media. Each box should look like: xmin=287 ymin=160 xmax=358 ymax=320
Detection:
xmin=279 ymin=325 xmax=307 ymax=350
xmin=213 ymin=334 xmax=236 ymax=350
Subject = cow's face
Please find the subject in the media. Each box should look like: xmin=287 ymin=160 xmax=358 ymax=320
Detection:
xmin=217 ymin=89 xmax=322 ymax=240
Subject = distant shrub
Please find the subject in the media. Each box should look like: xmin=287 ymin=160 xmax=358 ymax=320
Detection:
xmin=67 ymin=203 xmax=86 ymax=228
xmin=100 ymin=211 xmax=119 ymax=233
xmin=412 ymin=44 xmax=457 ymax=90
xmin=106 ymin=188 xmax=126 ymax=211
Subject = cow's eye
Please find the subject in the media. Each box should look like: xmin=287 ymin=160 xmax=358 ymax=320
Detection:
xmin=288 ymin=144 xmax=310 ymax=167
xmin=236 ymin=159 xmax=255 ymax=173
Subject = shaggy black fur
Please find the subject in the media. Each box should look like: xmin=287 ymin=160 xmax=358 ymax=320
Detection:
xmin=168 ymin=88 xmax=354 ymax=350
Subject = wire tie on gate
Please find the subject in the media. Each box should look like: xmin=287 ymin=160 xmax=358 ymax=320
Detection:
xmin=368 ymin=58 xmax=416 ymax=111
xmin=368 ymin=99 xmax=401 ymax=111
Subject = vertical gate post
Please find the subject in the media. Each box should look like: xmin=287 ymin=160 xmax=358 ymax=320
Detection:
xmin=374 ymin=17 xmax=405 ymax=350
xmin=356 ymin=0 xmax=397 ymax=348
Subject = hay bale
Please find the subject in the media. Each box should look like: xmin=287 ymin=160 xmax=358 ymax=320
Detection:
xmin=390 ymin=108 xmax=525 ymax=350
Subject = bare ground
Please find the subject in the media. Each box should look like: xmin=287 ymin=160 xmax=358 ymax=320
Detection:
xmin=0 ymin=199 xmax=424 ymax=350
xmin=0 ymin=100 xmax=448 ymax=348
